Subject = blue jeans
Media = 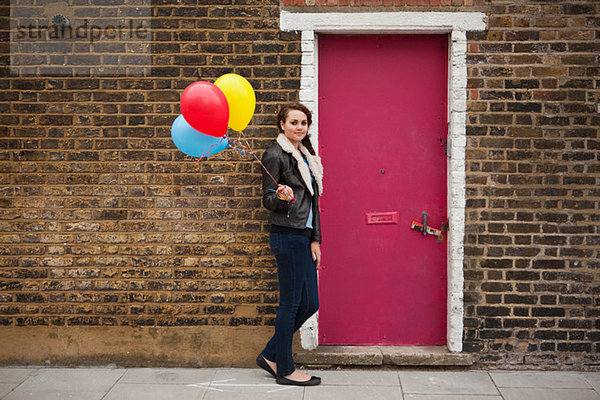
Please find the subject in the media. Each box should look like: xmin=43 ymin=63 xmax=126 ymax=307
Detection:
xmin=261 ymin=232 xmax=319 ymax=377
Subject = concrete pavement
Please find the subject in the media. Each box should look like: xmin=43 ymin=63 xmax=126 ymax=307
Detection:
xmin=0 ymin=366 xmax=599 ymax=400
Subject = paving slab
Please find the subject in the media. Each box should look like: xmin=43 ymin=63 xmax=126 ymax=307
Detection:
xmin=14 ymin=368 xmax=125 ymax=393
xmin=405 ymin=395 xmax=503 ymax=400
xmin=0 ymin=366 xmax=597 ymax=400
xmin=490 ymin=371 xmax=593 ymax=389
xmin=499 ymin=387 xmax=600 ymax=400
xmin=104 ymin=383 xmax=206 ymax=400
xmin=585 ymin=373 xmax=600 ymax=393
xmin=305 ymin=385 xmax=403 ymax=400
xmin=197 ymin=368 xmax=303 ymax=400
xmin=200 ymin=383 xmax=303 ymax=400
xmin=120 ymin=368 xmax=216 ymax=384
xmin=0 ymin=370 xmax=41 ymax=400
xmin=0 ymin=383 xmax=20 ymax=399
xmin=0 ymin=369 xmax=40 ymax=384
xmin=212 ymin=367 xmax=280 ymax=383
xmin=2 ymin=390 xmax=106 ymax=400
xmin=308 ymin=369 xmax=400 ymax=386
xmin=399 ymin=371 xmax=499 ymax=395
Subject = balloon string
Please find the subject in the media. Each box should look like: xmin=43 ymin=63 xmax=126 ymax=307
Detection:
xmin=236 ymin=130 xmax=280 ymax=187
xmin=193 ymin=129 xmax=293 ymax=201
xmin=194 ymin=135 xmax=227 ymax=164
xmin=227 ymin=138 xmax=253 ymax=154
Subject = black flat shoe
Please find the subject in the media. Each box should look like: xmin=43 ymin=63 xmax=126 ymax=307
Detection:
xmin=256 ymin=354 xmax=276 ymax=378
xmin=276 ymin=375 xmax=321 ymax=386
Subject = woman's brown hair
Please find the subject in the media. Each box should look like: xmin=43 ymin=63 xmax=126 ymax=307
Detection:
xmin=277 ymin=103 xmax=316 ymax=155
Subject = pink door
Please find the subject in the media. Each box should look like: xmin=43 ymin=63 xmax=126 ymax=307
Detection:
xmin=318 ymin=34 xmax=448 ymax=345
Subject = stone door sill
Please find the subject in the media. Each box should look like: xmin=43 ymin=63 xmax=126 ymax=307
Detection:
xmin=294 ymin=345 xmax=474 ymax=367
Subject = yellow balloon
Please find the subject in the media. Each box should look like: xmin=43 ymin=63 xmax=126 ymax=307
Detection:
xmin=214 ymin=73 xmax=256 ymax=132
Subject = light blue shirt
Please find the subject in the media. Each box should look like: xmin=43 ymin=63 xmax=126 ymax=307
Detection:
xmin=302 ymin=157 xmax=314 ymax=229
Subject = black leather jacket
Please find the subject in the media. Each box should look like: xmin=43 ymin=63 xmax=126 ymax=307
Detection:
xmin=261 ymin=143 xmax=322 ymax=244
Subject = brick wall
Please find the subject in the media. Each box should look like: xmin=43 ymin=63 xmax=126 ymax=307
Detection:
xmin=0 ymin=0 xmax=599 ymax=368
xmin=0 ymin=0 xmax=302 ymax=365
xmin=282 ymin=0 xmax=488 ymax=7
xmin=463 ymin=1 xmax=600 ymax=369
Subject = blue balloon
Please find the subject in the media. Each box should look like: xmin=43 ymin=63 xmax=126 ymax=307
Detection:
xmin=171 ymin=114 xmax=228 ymax=158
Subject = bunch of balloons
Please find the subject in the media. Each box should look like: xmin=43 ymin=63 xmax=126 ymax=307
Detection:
xmin=171 ymin=73 xmax=256 ymax=158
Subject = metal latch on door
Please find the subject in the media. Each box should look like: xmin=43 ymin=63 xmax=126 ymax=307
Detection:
xmin=410 ymin=211 xmax=447 ymax=242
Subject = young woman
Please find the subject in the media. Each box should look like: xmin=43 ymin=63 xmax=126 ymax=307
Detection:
xmin=256 ymin=103 xmax=323 ymax=386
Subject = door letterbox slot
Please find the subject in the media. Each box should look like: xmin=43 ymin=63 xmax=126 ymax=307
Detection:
xmin=366 ymin=212 xmax=398 ymax=225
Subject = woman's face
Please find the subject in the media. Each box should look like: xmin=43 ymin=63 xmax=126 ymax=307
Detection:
xmin=280 ymin=109 xmax=308 ymax=148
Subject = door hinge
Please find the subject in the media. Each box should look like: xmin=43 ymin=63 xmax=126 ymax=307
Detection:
xmin=445 ymin=137 xmax=451 ymax=157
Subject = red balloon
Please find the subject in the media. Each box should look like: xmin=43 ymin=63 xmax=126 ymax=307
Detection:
xmin=181 ymin=81 xmax=229 ymax=137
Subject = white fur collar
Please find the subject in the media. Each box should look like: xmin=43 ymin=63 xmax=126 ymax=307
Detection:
xmin=276 ymin=134 xmax=323 ymax=196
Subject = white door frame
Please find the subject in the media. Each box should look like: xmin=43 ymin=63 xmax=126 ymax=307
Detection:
xmin=280 ymin=11 xmax=487 ymax=352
